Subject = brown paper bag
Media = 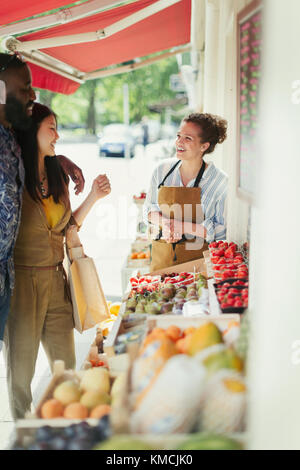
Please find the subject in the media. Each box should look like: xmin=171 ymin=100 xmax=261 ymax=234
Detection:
xmin=65 ymin=227 xmax=109 ymax=333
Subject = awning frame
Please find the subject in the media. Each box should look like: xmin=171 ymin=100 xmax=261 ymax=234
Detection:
xmin=0 ymin=0 xmax=129 ymax=36
xmin=4 ymin=0 xmax=181 ymax=52
xmin=85 ymin=44 xmax=191 ymax=79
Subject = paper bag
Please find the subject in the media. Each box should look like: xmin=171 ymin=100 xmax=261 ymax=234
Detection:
xmin=65 ymin=227 xmax=109 ymax=333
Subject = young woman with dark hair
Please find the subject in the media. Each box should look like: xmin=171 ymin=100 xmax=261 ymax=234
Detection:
xmin=144 ymin=113 xmax=228 ymax=271
xmin=4 ymin=103 xmax=111 ymax=420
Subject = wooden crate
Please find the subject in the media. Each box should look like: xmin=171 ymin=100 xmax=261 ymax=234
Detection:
xmin=123 ymin=257 xmax=211 ymax=300
xmin=16 ymin=360 xmax=113 ymax=431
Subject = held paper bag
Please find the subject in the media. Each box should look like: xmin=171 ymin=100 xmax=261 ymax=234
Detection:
xmin=65 ymin=227 xmax=109 ymax=333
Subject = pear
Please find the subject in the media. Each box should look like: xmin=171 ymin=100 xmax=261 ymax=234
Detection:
xmin=135 ymin=303 xmax=145 ymax=314
xmin=126 ymin=298 xmax=137 ymax=310
xmin=160 ymin=302 xmax=174 ymax=314
xmin=160 ymin=287 xmax=176 ymax=300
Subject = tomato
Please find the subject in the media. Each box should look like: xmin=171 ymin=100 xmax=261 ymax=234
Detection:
xmin=226 ymin=297 xmax=235 ymax=306
xmin=210 ymin=242 xmax=218 ymax=249
xmin=230 ymin=288 xmax=240 ymax=294
xmin=221 ymin=302 xmax=230 ymax=309
xmin=237 ymin=272 xmax=248 ymax=279
xmin=225 ymin=247 xmax=236 ymax=258
xmin=234 ymin=299 xmax=243 ymax=308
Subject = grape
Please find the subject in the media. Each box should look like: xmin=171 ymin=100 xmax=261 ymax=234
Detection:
xmin=48 ymin=436 xmax=68 ymax=450
xmin=36 ymin=425 xmax=54 ymax=442
xmin=67 ymin=438 xmax=93 ymax=451
xmin=28 ymin=441 xmax=50 ymax=450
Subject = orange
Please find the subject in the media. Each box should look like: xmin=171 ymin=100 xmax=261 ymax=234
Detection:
xmin=131 ymin=253 xmax=138 ymax=259
xmin=142 ymin=329 xmax=166 ymax=349
xmin=137 ymin=252 xmax=146 ymax=259
xmin=176 ymin=337 xmax=187 ymax=354
xmin=227 ymin=320 xmax=240 ymax=330
xmin=183 ymin=327 xmax=196 ymax=337
xmin=41 ymin=399 xmax=64 ymax=419
xmin=152 ymin=327 xmax=166 ymax=336
xmin=63 ymin=402 xmax=89 ymax=419
xmin=166 ymin=325 xmax=182 ymax=342
xmin=176 ymin=334 xmax=193 ymax=354
xmin=90 ymin=404 xmax=111 ymax=419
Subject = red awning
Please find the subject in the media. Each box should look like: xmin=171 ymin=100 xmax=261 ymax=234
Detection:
xmin=27 ymin=62 xmax=81 ymax=94
xmin=0 ymin=1 xmax=72 ymax=26
xmin=1 ymin=0 xmax=191 ymax=93
xmin=14 ymin=0 xmax=191 ymax=94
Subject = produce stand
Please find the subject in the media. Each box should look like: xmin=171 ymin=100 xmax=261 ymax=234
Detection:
xmin=11 ymin=240 xmax=249 ymax=450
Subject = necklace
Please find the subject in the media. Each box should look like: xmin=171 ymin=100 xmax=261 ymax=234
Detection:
xmin=40 ymin=176 xmax=48 ymax=199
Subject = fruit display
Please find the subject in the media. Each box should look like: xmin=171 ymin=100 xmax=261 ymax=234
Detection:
xmin=130 ymin=250 xmax=150 ymax=260
xmin=209 ymin=241 xmax=248 ymax=281
xmin=39 ymin=368 xmax=112 ymax=420
xmin=129 ymin=320 xmax=246 ymax=435
xmin=12 ymin=417 xmax=111 ymax=450
xmin=208 ymin=241 xmax=249 ymax=314
xmin=129 ymin=271 xmax=201 ymax=295
xmin=125 ymin=274 xmax=208 ymax=316
xmin=214 ymin=280 xmax=249 ymax=313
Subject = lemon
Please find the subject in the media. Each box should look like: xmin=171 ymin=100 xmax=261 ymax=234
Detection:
xmin=109 ymin=302 xmax=121 ymax=316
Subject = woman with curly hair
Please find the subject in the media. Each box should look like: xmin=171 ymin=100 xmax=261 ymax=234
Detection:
xmin=144 ymin=113 xmax=228 ymax=271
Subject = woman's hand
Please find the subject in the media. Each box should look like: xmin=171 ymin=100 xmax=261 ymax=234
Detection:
xmin=161 ymin=217 xmax=183 ymax=243
xmin=90 ymin=174 xmax=111 ymax=201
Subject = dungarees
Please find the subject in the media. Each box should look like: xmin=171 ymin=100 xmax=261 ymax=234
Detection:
xmin=4 ymin=189 xmax=75 ymax=420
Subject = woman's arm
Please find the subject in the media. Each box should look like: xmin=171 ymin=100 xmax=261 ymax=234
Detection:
xmin=72 ymin=174 xmax=111 ymax=227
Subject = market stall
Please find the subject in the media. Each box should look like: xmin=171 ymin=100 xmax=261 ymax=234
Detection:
xmin=10 ymin=234 xmax=250 ymax=450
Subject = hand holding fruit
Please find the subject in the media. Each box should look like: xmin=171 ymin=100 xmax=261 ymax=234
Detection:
xmin=91 ymin=174 xmax=111 ymax=201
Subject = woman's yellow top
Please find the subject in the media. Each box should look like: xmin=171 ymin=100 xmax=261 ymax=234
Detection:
xmin=42 ymin=195 xmax=65 ymax=228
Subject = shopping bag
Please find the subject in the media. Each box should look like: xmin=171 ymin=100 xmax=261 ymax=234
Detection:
xmin=65 ymin=226 xmax=109 ymax=333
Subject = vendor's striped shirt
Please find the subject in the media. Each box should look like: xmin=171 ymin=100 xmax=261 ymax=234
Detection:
xmin=143 ymin=158 xmax=228 ymax=243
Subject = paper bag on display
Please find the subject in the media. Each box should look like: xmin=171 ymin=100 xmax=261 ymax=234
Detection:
xmin=67 ymin=244 xmax=109 ymax=334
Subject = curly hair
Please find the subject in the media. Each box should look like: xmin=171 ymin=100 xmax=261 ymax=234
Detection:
xmin=183 ymin=113 xmax=228 ymax=155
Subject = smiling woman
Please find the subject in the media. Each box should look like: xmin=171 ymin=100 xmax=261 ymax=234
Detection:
xmin=144 ymin=112 xmax=228 ymax=271
xmin=4 ymin=102 xmax=111 ymax=420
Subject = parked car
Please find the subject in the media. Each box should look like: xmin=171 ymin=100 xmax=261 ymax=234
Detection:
xmin=98 ymin=123 xmax=136 ymax=158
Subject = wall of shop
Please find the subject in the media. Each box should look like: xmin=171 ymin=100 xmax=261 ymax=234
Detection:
xmin=248 ymin=0 xmax=300 ymax=449
xmin=192 ymin=0 xmax=253 ymax=245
